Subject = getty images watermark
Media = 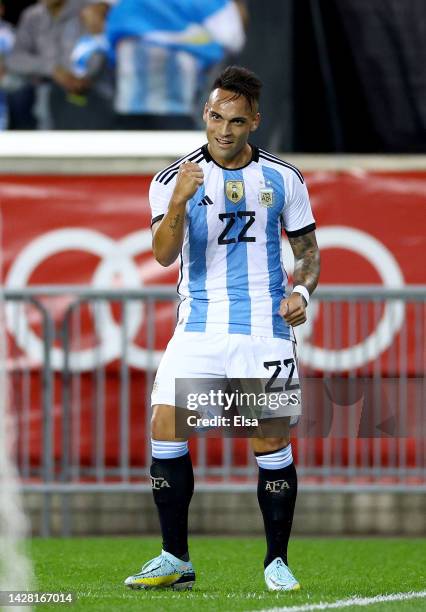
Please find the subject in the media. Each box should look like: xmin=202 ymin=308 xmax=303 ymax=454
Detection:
xmin=174 ymin=377 xmax=425 ymax=438
xmin=175 ymin=378 xmax=302 ymax=438
xmin=186 ymin=387 xmax=300 ymax=429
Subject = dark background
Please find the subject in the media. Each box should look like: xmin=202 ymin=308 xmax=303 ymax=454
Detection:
xmin=2 ymin=0 xmax=34 ymax=24
xmin=3 ymin=0 xmax=425 ymax=152
xmin=238 ymin=0 xmax=426 ymax=152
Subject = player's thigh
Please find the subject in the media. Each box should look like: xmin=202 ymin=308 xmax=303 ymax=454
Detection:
xmin=151 ymin=330 xmax=226 ymax=438
xmin=151 ymin=404 xmax=186 ymax=442
xmin=152 ymin=330 xmax=226 ymax=405
xmin=227 ymin=336 xmax=297 ymax=453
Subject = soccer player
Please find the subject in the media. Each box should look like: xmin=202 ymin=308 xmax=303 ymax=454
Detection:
xmin=124 ymin=66 xmax=320 ymax=592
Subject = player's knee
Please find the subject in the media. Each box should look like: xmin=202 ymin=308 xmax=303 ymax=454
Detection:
xmin=251 ymin=437 xmax=289 ymax=454
xmin=151 ymin=404 xmax=177 ymax=441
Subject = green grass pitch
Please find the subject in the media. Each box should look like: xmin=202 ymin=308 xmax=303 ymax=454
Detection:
xmin=29 ymin=537 xmax=426 ymax=611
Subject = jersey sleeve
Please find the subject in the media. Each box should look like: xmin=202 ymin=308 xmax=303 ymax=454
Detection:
xmin=149 ymin=175 xmax=175 ymax=226
xmin=281 ymin=173 xmax=316 ymax=237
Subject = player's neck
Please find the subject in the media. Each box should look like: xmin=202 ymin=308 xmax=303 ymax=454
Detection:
xmin=207 ymin=143 xmax=253 ymax=169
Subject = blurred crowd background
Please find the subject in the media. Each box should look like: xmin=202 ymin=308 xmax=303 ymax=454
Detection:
xmin=0 ymin=0 xmax=425 ymax=152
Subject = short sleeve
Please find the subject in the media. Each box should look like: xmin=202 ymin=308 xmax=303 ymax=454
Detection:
xmin=149 ymin=175 xmax=174 ymax=226
xmin=281 ymin=173 xmax=316 ymax=237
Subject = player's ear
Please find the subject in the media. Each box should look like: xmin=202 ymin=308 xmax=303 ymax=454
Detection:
xmin=202 ymin=103 xmax=209 ymax=123
xmin=250 ymin=112 xmax=260 ymax=132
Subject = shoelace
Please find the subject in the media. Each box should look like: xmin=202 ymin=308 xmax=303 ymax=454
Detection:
xmin=139 ymin=554 xmax=190 ymax=575
xmin=274 ymin=560 xmax=294 ymax=581
xmin=140 ymin=555 xmax=164 ymax=573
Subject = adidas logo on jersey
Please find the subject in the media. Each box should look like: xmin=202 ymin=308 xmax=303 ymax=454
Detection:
xmin=197 ymin=195 xmax=213 ymax=206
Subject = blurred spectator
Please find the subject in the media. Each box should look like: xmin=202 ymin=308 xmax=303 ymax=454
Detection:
xmin=106 ymin=0 xmax=246 ymax=129
xmin=0 ymin=0 xmax=14 ymax=129
xmin=6 ymin=0 xmax=87 ymax=129
xmin=68 ymin=0 xmax=115 ymax=127
xmin=71 ymin=7 xmax=112 ymax=98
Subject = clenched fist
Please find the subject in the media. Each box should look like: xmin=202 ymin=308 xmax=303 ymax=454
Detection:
xmin=279 ymin=293 xmax=307 ymax=327
xmin=172 ymin=162 xmax=204 ymax=203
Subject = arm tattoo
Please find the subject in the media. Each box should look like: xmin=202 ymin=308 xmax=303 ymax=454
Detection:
xmin=288 ymin=231 xmax=321 ymax=295
xmin=168 ymin=214 xmax=181 ymax=237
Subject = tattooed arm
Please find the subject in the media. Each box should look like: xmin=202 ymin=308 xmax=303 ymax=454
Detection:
xmin=279 ymin=230 xmax=320 ymax=327
xmin=289 ymin=231 xmax=320 ymax=295
xmin=152 ymin=162 xmax=204 ymax=266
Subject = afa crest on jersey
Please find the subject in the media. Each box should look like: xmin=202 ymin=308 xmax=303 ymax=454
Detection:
xmin=225 ymin=180 xmax=244 ymax=204
xmin=259 ymin=188 xmax=274 ymax=208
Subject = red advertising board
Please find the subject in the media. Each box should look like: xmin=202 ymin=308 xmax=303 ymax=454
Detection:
xmin=2 ymin=171 xmax=425 ymax=368
xmin=1 ymin=170 xmax=425 ymax=470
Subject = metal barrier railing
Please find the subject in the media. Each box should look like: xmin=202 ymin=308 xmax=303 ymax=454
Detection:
xmin=2 ymin=285 xmax=426 ymax=534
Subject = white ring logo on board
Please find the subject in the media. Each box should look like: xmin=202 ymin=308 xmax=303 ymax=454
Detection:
xmin=5 ymin=228 xmax=164 ymax=371
xmin=282 ymin=226 xmax=405 ymax=371
xmin=6 ymin=226 xmax=405 ymax=372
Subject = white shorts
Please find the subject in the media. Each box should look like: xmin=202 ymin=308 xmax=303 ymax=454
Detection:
xmin=151 ymin=329 xmax=300 ymax=410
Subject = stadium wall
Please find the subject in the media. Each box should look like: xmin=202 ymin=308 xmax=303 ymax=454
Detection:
xmin=23 ymin=491 xmax=426 ymax=537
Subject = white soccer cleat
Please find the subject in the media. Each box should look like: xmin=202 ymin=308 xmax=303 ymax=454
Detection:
xmin=264 ymin=557 xmax=300 ymax=591
xmin=124 ymin=549 xmax=195 ymax=590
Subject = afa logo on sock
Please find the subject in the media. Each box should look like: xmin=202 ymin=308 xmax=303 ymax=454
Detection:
xmin=265 ymin=480 xmax=290 ymax=493
xmin=151 ymin=476 xmax=171 ymax=490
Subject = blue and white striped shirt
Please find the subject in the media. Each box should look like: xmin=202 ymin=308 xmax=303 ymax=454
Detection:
xmin=150 ymin=145 xmax=315 ymax=339
xmin=106 ymin=0 xmax=245 ymax=115
xmin=70 ymin=34 xmax=111 ymax=78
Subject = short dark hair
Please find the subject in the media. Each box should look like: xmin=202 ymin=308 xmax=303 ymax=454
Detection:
xmin=211 ymin=66 xmax=262 ymax=111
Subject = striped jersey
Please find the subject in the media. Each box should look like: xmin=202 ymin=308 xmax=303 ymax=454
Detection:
xmin=149 ymin=145 xmax=315 ymax=339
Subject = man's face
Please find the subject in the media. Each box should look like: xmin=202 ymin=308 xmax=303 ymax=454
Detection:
xmin=203 ymin=88 xmax=260 ymax=163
